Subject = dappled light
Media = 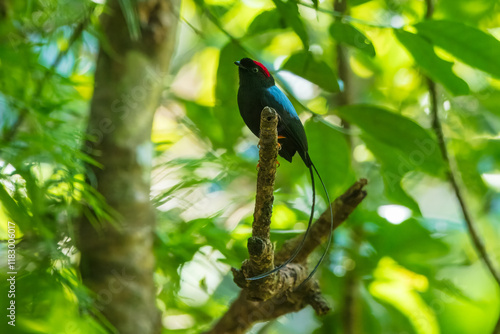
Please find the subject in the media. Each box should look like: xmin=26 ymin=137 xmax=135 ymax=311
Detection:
xmin=0 ymin=0 xmax=499 ymax=333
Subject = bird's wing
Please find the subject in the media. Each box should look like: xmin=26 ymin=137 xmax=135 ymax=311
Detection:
xmin=261 ymin=86 xmax=309 ymax=153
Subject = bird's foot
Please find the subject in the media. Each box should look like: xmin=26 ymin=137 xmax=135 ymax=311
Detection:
xmin=256 ymin=160 xmax=280 ymax=169
xmin=277 ymin=135 xmax=285 ymax=151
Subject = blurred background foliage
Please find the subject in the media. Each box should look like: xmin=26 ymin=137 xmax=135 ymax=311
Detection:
xmin=0 ymin=0 xmax=500 ymax=333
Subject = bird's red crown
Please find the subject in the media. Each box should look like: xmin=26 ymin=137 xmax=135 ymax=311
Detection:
xmin=253 ymin=60 xmax=270 ymax=78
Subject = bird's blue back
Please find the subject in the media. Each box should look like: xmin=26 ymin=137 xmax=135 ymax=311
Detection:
xmin=262 ymin=86 xmax=309 ymax=159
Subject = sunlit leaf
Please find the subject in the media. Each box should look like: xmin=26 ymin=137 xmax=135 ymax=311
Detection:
xmin=246 ymin=9 xmax=286 ymax=36
xmin=476 ymin=90 xmax=500 ymax=117
xmin=282 ymin=51 xmax=339 ymax=92
xmin=305 ymin=118 xmax=354 ymax=197
xmin=330 ymin=21 xmax=376 ymax=57
xmin=369 ymin=257 xmax=440 ymax=334
xmin=0 ymin=184 xmax=30 ymax=227
xmin=394 ymin=29 xmax=469 ymax=96
xmin=414 ymin=20 xmax=500 ymax=78
xmin=337 ymin=104 xmax=445 ymax=177
xmin=360 ymin=133 xmax=421 ymax=213
xmin=272 ymin=0 xmax=309 ymax=48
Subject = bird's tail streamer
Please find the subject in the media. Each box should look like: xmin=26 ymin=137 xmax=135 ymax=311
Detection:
xmin=246 ymin=165 xmax=316 ymax=280
xmin=295 ymin=161 xmax=334 ymax=289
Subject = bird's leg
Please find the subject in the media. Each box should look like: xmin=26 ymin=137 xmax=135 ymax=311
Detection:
xmin=259 ymin=160 xmax=279 ymax=168
xmin=277 ymin=135 xmax=286 ymax=151
xmin=275 ymin=135 xmax=286 ymax=166
xmin=256 ymin=136 xmax=284 ymax=169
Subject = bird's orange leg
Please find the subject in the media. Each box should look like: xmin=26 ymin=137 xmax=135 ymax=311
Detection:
xmin=256 ymin=160 xmax=280 ymax=169
xmin=277 ymin=135 xmax=286 ymax=150
xmin=256 ymin=136 xmax=286 ymax=169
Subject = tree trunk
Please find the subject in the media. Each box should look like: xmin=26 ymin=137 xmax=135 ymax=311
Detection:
xmin=77 ymin=1 xmax=179 ymax=333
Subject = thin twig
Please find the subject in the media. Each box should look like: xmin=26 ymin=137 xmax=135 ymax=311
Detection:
xmin=423 ymin=2 xmax=500 ymax=332
xmin=424 ymin=3 xmax=500 ymax=332
xmin=428 ymin=78 xmax=500 ymax=332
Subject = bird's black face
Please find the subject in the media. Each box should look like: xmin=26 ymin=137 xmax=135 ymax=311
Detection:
xmin=234 ymin=58 xmax=275 ymax=88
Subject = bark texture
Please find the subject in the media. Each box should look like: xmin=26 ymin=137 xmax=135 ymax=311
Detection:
xmin=246 ymin=107 xmax=279 ymax=301
xmin=77 ymin=1 xmax=179 ymax=333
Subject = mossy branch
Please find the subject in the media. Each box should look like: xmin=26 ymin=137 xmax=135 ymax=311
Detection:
xmin=205 ymin=107 xmax=367 ymax=334
xmin=247 ymin=106 xmax=279 ymax=284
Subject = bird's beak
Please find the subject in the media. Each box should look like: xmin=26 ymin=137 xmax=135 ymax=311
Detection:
xmin=234 ymin=61 xmax=245 ymax=69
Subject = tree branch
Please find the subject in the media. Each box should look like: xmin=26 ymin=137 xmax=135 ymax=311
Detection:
xmin=238 ymin=107 xmax=306 ymax=301
xmin=247 ymin=106 xmax=278 ymax=283
xmin=206 ymin=110 xmax=367 ymax=333
xmin=274 ymin=178 xmax=367 ymax=265
xmin=428 ymin=80 xmax=499 ymax=284
xmin=209 ymin=179 xmax=366 ymax=333
xmin=428 ymin=78 xmax=500 ymax=333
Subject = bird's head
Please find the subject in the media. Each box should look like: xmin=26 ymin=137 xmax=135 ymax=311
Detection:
xmin=234 ymin=58 xmax=275 ymax=88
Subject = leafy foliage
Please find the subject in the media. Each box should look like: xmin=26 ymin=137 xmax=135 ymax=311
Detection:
xmin=394 ymin=29 xmax=469 ymax=96
xmin=0 ymin=0 xmax=499 ymax=333
xmin=414 ymin=20 xmax=500 ymax=78
xmin=337 ymin=104 xmax=445 ymax=176
xmin=330 ymin=21 xmax=376 ymax=57
xmin=282 ymin=51 xmax=339 ymax=92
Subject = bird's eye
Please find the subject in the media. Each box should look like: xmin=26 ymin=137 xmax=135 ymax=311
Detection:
xmin=251 ymin=67 xmax=259 ymax=73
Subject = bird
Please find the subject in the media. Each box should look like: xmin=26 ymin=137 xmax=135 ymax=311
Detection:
xmin=235 ymin=57 xmax=333 ymax=287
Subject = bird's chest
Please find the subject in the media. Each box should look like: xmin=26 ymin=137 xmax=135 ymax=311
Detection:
xmin=237 ymin=88 xmax=264 ymax=137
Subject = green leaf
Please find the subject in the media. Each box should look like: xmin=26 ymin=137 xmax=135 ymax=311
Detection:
xmin=394 ymin=30 xmax=469 ymax=96
xmin=349 ymin=0 xmax=373 ymax=6
xmin=360 ymin=133 xmax=421 ymax=213
xmin=272 ymin=0 xmax=309 ymax=48
xmin=476 ymin=90 xmax=500 ymax=118
xmin=247 ymin=9 xmax=285 ymax=36
xmin=0 ymin=184 xmax=30 ymax=227
xmin=330 ymin=21 xmax=376 ymax=57
xmin=337 ymin=104 xmax=445 ymax=177
xmin=414 ymin=20 xmax=500 ymax=78
xmin=305 ymin=118 xmax=354 ymax=197
xmin=368 ymin=218 xmax=449 ymax=265
xmin=282 ymin=51 xmax=339 ymax=92
xmin=117 ymin=0 xmax=141 ymax=41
